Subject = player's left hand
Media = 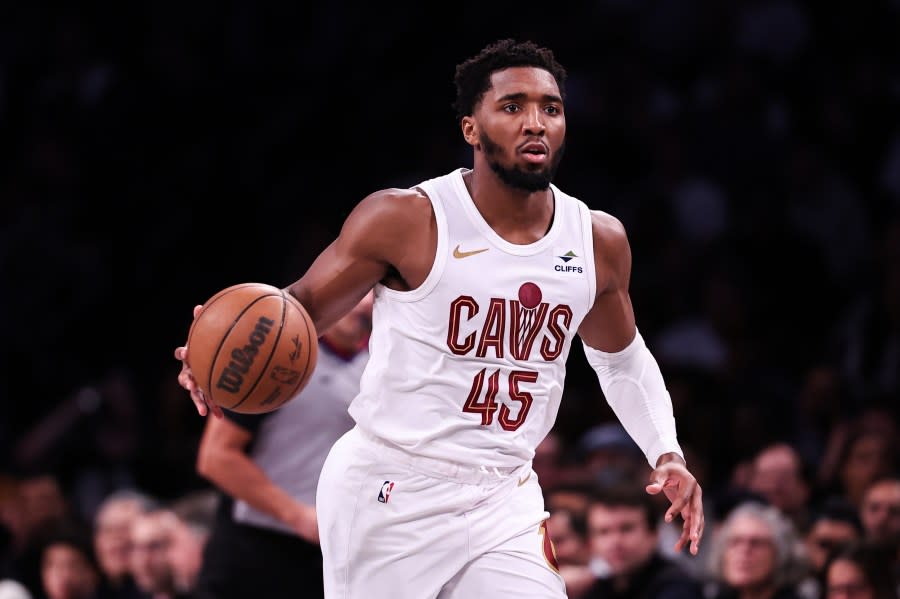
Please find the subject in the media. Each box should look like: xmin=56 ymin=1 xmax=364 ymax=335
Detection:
xmin=175 ymin=304 xmax=224 ymax=419
xmin=646 ymin=455 xmax=704 ymax=556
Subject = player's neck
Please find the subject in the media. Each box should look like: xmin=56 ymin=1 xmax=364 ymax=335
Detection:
xmin=462 ymin=167 xmax=554 ymax=245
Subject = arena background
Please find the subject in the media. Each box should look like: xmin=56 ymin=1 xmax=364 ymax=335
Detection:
xmin=2 ymin=2 xmax=899 ymax=517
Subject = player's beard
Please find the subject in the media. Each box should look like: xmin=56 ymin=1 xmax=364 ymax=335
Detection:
xmin=480 ymin=131 xmax=565 ymax=192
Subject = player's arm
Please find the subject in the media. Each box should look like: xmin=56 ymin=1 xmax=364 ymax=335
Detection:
xmin=287 ymin=187 xmax=435 ymax=334
xmin=578 ymin=210 xmax=704 ymax=555
xmin=177 ymin=188 xmax=433 ymax=417
xmin=578 ymin=212 xmax=678 ymax=464
xmin=195 ymin=415 xmax=319 ymax=543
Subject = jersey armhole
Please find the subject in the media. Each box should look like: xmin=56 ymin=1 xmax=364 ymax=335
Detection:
xmin=579 ymin=201 xmax=598 ymax=307
xmin=376 ymin=185 xmax=448 ymax=303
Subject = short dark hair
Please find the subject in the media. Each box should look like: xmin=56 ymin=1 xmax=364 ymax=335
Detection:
xmin=452 ymin=39 xmax=567 ymax=122
xmin=589 ymin=480 xmax=661 ymax=531
xmin=811 ymin=496 xmax=863 ymax=534
xmin=39 ymin=518 xmax=100 ymax=572
xmin=823 ymin=541 xmax=898 ymax=596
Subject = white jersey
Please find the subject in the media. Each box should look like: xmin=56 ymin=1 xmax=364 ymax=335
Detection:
xmin=348 ymin=168 xmax=596 ymax=468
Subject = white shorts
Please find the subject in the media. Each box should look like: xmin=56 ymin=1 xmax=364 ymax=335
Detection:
xmin=316 ymin=426 xmax=566 ymax=599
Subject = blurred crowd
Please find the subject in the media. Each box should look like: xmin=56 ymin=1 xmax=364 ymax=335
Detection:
xmin=2 ymin=430 xmax=900 ymax=598
xmin=2 ymin=1 xmax=900 ymax=598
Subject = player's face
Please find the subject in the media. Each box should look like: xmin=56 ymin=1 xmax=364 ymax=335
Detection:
xmin=469 ymin=66 xmax=565 ymax=192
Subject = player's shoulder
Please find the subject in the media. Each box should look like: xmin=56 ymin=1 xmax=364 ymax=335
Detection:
xmin=588 ymin=209 xmax=629 ymax=256
xmin=363 ymin=186 xmax=430 ymax=205
xmin=354 ymin=187 xmax=433 ymax=225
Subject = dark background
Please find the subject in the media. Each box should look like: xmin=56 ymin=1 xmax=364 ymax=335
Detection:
xmin=2 ymin=1 xmax=899 ymax=517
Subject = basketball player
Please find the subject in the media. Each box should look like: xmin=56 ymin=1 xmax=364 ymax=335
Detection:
xmin=191 ymin=293 xmax=372 ymax=599
xmin=176 ymin=39 xmax=704 ymax=598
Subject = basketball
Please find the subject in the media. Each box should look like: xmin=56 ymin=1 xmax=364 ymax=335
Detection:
xmin=185 ymin=282 xmax=318 ymax=414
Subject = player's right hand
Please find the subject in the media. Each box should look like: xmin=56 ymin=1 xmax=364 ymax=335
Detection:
xmin=175 ymin=304 xmax=224 ymax=419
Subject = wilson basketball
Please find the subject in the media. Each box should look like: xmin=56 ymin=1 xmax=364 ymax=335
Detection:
xmin=186 ymin=282 xmax=318 ymax=414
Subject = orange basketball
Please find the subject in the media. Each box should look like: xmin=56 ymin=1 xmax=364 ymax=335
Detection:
xmin=185 ymin=283 xmax=318 ymax=414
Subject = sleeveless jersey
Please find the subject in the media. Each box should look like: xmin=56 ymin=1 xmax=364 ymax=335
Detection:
xmin=348 ymin=168 xmax=596 ymax=468
xmin=233 ymin=342 xmax=369 ymax=534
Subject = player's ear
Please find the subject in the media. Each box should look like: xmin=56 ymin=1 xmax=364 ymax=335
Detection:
xmin=461 ymin=116 xmax=478 ymax=147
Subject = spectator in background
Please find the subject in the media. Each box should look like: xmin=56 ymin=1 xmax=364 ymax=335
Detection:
xmin=17 ymin=476 xmax=70 ymax=545
xmin=39 ymin=521 xmax=103 ymax=599
xmin=546 ymin=483 xmax=593 ymax=518
xmin=548 ymin=506 xmax=589 ymax=569
xmin=0 ymin=475 xmax=26 ymax=578
xmin=858 ymin=477 xmax=900 ymax=548
xmin=6 ymin=475 xmax=71 ymax=598
xmin=92 ymin=490 xmax=156 ymax=599
xmin=192 ymin=293 xmax=372 ymax=599
xmin=748 ymin=443 xmax=811 ymax=535
xmin=577 ymin=423 xmax=647 ymax=488
xmin=583 ymin=481 xmax=702 ymax=599
xmin=533 ymin=431 xmax=567 ymax=493
xmin=822 ymin=542 xmax=897 ymax=599
xmin=164 ymin=515 xmax=205 ymax=597
xmin=797 ymin=497 xmax=863 ymax=599
xmin=705 ymin=501 xmax=806 ymax=599
xmin=546 ymin=479 xmax=598 ymax=596
xmin=167 ymin=491 xmax=213 ymax=597
xmin=819 ymin=422 xmax=897 ymax=509
xmin=10 ymin=371 xmax=143 ymax=525
xmin=790 ymin=367 xmax=845 ymax=477
xmin=129 ymin=509 xmax=185 ymax=599
xmin=546 ymin=501 xmax=592 ymax=598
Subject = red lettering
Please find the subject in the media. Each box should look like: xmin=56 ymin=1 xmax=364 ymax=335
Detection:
xmin=462 ymin=368 xmax=500 ymax=425
xmin=509 ymin=301 xmax=549 ymax=360
xmin=540 ymin=304 xmax=572 ymax=361
xmin=476 ymin=298 xmax=506 ymax=358
xmin=447 ymin=296 xmax=478 ymax=355
xmin=499 ymin=370 xmax=539 ymax=431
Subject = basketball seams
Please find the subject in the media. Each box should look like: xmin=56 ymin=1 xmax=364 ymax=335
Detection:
xmin=209 ymin=292 xmax=282 ymax=408
xmin=208 ymin=292 xmax=283 ymax=409
xmin=229 ymin=293 xmax=287 ymax=410
xmin=290 ymin=294 xmax=316 ymax=401
xmin=267 ymin=290 xmax=316 ymax=409
xmin=187 ymin=283 xmax=275 ymax=362
xmin=189 ymin=282 xmax=317 ymax=414
xmin=278 ymin=292 xmax=315 ymax=408
xmin=206 ymin=290 xmax=274 ymax=409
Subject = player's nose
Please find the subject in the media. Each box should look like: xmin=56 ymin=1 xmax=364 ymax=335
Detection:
xmin=522 ymin=105 xmax=545 ymax=136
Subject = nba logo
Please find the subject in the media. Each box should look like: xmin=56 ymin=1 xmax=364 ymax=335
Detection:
xmin=377 ymin=481 xmax=395 ymax=503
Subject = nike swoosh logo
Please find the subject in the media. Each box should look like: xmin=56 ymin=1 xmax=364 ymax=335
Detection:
xmin=453 ymin=245 xmax=489 ymax=259
xmin=517 ymin=472 xmax=532 ymax=487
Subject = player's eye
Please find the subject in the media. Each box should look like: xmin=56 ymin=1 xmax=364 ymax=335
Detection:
xmin=545 ymin=105 xmax=561 ymax=115
xmin=503 ymin=104 xmax=521 ymax=113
